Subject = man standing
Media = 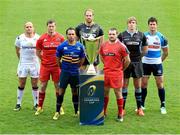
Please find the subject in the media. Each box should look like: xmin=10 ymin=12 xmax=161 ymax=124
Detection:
xmin=118 ymin=17 xmax=148 ymax=116
xmin=53 ymin=27 xmax=85 ymax=120
xmin=75 ymin=8 xmax=104 ymax=71
xmin=35 ymin=20 xmax=65 ymax=115
xmin=99 ymin=28 xmax=130 ymax=122
xmin=14 ymin=22 xmax=40 ymax=111
xmin=141 ymin=17 xmax=168 ymax=114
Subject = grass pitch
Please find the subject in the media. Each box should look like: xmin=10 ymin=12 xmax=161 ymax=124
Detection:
xmin=0 ymin=0 xmax=180 ymax=134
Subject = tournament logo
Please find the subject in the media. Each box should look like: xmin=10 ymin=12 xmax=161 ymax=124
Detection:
xmin=87 ymin=85 xmax=96 ymax=96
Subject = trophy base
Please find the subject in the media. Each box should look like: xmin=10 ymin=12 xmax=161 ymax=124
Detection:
xmin=86 ymin=64 xmax=96 ymax=74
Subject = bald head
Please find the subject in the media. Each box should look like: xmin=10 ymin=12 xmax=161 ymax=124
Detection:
xmin=24 ymin=22 xmax=34 ymax=35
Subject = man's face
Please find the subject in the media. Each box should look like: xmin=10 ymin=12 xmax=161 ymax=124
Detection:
xmin=85 ymin=11 xmax=94 ymax=23
xmin=67 ymin=30 xmax=76 ymax=43
xmin=24 ymin=22 xmax=34 ymax=34
xmin=108 ymin=30 xmax=117 ymax=42
xmin=127 ymin=20 xmax=137 ymax=31
xmin=47 ymin=22 xmax=56 ymax=34
xmin=149 ymin=21 xmax=157 ymax=32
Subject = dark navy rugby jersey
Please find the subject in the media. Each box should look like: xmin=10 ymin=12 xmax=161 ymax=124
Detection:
xmin=56 ymin=40 xmax=85 ymax=75
xmin=118 ymin=31 xmax=147 ymax=62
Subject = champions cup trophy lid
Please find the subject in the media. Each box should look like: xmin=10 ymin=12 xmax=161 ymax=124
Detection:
xmin=82 ymin=35 xmax=100 ymax=74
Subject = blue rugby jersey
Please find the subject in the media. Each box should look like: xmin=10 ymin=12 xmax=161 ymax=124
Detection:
xmin=142 ymin=32 xmax=168 ymax=64
xmin=56 ymin=40 xmax=85 ymax=75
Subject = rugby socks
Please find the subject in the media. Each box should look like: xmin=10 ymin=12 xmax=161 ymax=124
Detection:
xmin=72 ymin=94 xmax=79 ymax=114
xmin=17 ymin=87 xmax=24 ymax=105
xmin=56 ymin=95 xmax=64 ymax=112
xmin=104 ymin=96 xmax=109 ymax=115
xmin=158 ymin=88 xmax=165 ymax=107
xmin=38 ymin=91 xmax=45 ymax=108
xmin=135 ymin=88 xmax=142 ymax=109
xmin=122 ymin=88 xmax=128 ymax=109
xmin=117 ymin=98 xmax=123 ymax=116
xmin=32 ymin=87 xmax=38 ymax=106
xmin=141 ymin=88 xmax=147 ymax=107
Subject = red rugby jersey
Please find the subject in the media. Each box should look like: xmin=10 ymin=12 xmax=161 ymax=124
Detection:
xmin=99 ymin=40 xmax=129 ymax=77
xmin=36 ymin=32 xmax=65 ymax=67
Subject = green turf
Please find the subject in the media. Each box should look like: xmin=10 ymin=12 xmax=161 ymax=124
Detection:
xmin=0 ymin=0 xmax=180 ymax=134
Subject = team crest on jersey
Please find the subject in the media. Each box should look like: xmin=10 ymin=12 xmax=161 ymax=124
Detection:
xmin=77 ymin=47 xmax=80 ymax=50
xmin=56 ymin=38 xmax=61 ymax=42
xmin=44 ymin=39 xmax=47 ymax=42
xmin=155 ymin=37 xmax=159 ymax=41
xmin=64 ymin=47 xmax=68 ymax=50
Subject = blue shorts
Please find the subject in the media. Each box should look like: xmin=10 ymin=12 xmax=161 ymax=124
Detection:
xmin=143 ymin=63 xmax=163 ymax=76
xmin=59 ymin=71 xmax=79 ymax=89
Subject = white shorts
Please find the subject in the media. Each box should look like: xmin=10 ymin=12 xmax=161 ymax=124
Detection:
xmin=17 ymin=63 xmax=40 ymax=78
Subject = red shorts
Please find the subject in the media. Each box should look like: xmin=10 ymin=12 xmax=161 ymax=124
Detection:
xmin=40 ymin=65 xmax=61 ymax=83
xmin=104 ymin=76 xmax=123 ymax=89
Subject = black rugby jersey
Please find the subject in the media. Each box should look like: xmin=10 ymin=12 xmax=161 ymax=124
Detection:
xmin=118 ymin=31 xmax=147 ymax=62
xmin=75 ymin=23 xmax=104 ymax=45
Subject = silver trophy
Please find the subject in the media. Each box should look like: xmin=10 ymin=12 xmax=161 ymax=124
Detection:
xmin=81 ymin=34 xmax=100 ymax=74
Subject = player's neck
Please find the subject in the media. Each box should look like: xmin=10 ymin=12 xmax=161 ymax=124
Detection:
xmin=68 ymin=40 xmax=76 ymax=45
xmin=85 ymin=21 xmax=94 ymax=26
xmin=25 ymin=32 xmax=34 ymax=38
xmin=109 ymin=39 xmax=118 ymax=44
xmin=48 ymin=32 xmax=56 ymax=36
xmin=149 ymin=30 xmax=157 ymax=35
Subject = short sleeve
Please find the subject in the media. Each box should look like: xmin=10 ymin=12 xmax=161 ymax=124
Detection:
xmin=15 ymin=36 xmax=21 ymax=47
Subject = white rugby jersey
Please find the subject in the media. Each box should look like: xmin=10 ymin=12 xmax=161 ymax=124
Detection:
xmin=142 ymin=32 xmax=168 ymax=64
xmin=15 ymin=33 xmax=40 ymax=64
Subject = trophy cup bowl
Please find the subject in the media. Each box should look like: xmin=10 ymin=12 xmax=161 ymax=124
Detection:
xmin=82 ymin=35 xmax=100 ymax=74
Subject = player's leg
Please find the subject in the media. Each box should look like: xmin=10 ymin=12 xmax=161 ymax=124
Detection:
xmin=70 ymin=75 xmax=79 ymax=116
xmin=133 ymin=62 xmax=144 ymax=115
xmin=122 ymin=78 xmax=129 ymax=112
xmin=141 ymin=63 xmax=151 ymax=108
xmin=153 ymin=64 xmax=167 ymax=114
xmin=104 ymin=75 xmax=110 ymax=117
xmin=114 ymin=87 xmax=123 ymax=122
xmin=133 ymin=78 xmax=144 ymax=116
xmin=122 ymin=64 xmax=131 ymax=113
xmin=31 ymin=78 xmax=39 ymax=110
xmin=52 ymin=67 xmax=64 ymax=115
xmin=53 ymin=71 xmax=68 ymax=120
xmin=14 ymin=65 xmax=28 ymax=111
xmin=111 ymin=76 xmax=124 ymax=122
xmin=35 ymin=65 xmax=49 ymax=115
xmin=14 ymin=77 xmax=27 ymax=111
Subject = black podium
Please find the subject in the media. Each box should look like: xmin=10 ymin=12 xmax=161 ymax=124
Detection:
xmin=79 ymin=73 xmax=104 ymax=125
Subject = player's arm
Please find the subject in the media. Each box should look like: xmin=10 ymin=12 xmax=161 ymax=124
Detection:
xmin=79 ymin=57 xmax=85 ymax=67
xmin=141 ymin=33 xmax=148 ymax=57
xmin=56 ymin=56 xmax=62 ymax=68
xmin=123 ymin=55 xmax=130 ymax=71
xmin=36 ymin=49 xmax=42 ymax=60
xmin=162 ymin=47 xmax=168 ymax=62
xmin=15 ymin=46 xmax=20 ymax=59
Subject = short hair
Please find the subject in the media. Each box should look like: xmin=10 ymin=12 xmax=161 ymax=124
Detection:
xmin=148 ymin=17 xmax=158 ymax=24
xmin=46 ymin=19 xmax=56 ymax=26
xmin=109 ymin=28 xmax=118 ymax=34
xmin=127 ymin=16 xmax=137 ymax=24
xmin=66 ymin=27 xmax=75 ymax=35
xmin=84 ymin=8 xmax=94 ymax=16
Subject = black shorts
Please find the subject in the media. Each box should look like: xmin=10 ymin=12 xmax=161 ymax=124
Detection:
xmin=82 ymin=55 xmax=100 ymax=66
xmin=59 ymin=71 xmax=79 ymax=89
xmin=143 ymin=63 xmax=163 ymax=76
xmin=124 ymin=62 xmax=143 ymax=78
